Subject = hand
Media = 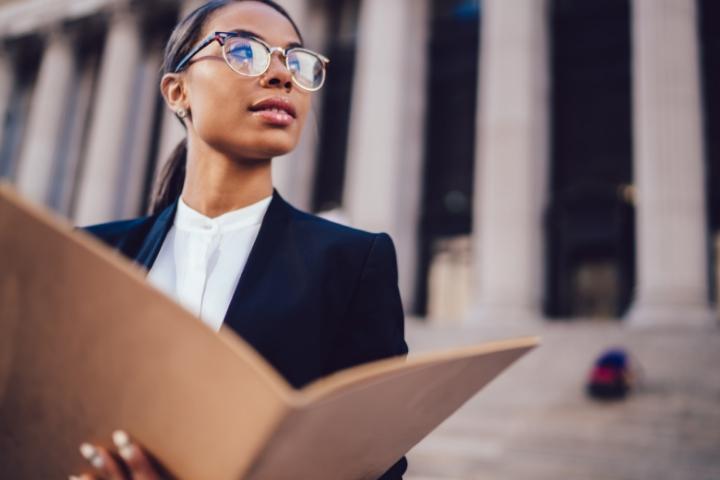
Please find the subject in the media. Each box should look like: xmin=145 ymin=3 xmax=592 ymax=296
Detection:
xmin=70 ymin=430 xmax=164 ymax=480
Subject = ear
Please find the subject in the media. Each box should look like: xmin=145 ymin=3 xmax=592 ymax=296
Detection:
xmin=160 ymin=73 xmax=189 ymax=115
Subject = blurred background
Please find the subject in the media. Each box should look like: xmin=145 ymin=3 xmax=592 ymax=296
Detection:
xmin=0 ymin=0 xmax=718 ymax=478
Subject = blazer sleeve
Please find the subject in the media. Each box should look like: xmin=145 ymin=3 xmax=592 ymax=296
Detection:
xmin=327 ymin=232 xmax=409 ymax=480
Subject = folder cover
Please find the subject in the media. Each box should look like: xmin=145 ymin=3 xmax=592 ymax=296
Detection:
xmin=0 ymin=184 xmax=538 ymax=479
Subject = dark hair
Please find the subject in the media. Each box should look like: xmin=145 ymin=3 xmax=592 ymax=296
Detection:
xmin=149 ymin=0 xmax=304 ymax=215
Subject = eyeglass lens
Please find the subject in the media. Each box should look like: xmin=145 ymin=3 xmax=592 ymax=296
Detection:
xmin=224 ymin=36 xmax=325 ymax=90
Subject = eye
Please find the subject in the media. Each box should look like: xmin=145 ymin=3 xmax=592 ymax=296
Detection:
xmin=224 ymin=36 xmax=271 ymax=76
xmin=288 ymin=57 xmax=301 ymax=73
xmin=228 ymin=43 xmax=254 ymax=60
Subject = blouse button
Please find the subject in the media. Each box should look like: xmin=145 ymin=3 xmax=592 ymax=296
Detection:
xmin=201 ymin=223 xmax=219 ymax=235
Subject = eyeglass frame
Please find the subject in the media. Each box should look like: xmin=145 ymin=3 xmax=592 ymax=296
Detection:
xmin=173 ymin=31 xmax=330 ymax=92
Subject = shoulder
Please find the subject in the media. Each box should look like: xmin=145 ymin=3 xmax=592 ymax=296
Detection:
xmin=83 ymin=216 xmax=152 ymax=240
xmin=80 ymin=215 xmax=159 ymax=253
xmin=281 ymin=203 xmax=400 ymax=287
xmin=284 ymin=203 xmax=395 ymax=257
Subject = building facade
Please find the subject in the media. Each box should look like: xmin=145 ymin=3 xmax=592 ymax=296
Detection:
xmin=0 ymin=0 xmax=717 ymax=326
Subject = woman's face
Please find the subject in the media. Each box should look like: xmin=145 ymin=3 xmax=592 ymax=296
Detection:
xmin=173 ymin=2 xmax=311 ymax=161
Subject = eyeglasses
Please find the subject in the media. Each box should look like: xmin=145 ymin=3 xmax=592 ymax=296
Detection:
xmin=173 ymin=31 xmax=330 ymax=92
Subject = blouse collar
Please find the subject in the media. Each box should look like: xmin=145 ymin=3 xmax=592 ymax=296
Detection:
xmin=175 ymin=194 xmax=273 ymax=234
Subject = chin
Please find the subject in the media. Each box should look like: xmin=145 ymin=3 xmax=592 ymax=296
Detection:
xmin=212 ymin=133 xmax=298 ymax=161
xmin=250 ymin=131 xmax=298 ymax=157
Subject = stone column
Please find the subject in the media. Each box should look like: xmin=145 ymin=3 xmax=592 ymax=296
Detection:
xmin=49 ymin=49 xmax=102 ymax=215
xmin=15 ymin=28 xmax=74 ymax=205
xmin=343 ymin=0 xmax=428 ymax=310
xmin=118 ymin=46 xmax=163 ymax=218
xmin=74 ymin=6 xmax=142 ymax=225
xmin=470 ymin=0 xmax=550 ymax=324
xmin=271 ymin=0 xmax=320 ymax=211
xmin=628 ymin=0 xmax=715 ymax=327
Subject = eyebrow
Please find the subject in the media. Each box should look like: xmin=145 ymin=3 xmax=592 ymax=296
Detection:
xmin=227 ymin=28 xmax=303 ymax=49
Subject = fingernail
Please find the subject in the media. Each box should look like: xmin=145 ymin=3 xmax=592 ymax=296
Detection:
xmin=112 ymin=430 xmax=133 ymax=460
xmin=79 ymin=442 xmax=104 ymax=469
xmin=69 ymin=476 xmax=82 ymax=480
xmin=112 ymin=430 xmax=130 ymax=448
xmin=119 ymin=444 xmax=134 ymax=461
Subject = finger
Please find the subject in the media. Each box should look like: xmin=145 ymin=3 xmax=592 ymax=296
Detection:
xmin=113 ymin=430 xmax=162 ymax=480
xmin=79 ymin=442 xmax=127 ymax=480
xmin=68 ymin=474 xmax=98 ymax=480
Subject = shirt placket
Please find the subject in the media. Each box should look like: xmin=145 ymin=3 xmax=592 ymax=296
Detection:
xmin=178 ymin=221 xmax=219 ymax=317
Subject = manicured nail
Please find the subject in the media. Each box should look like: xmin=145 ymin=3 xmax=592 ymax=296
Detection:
xmin=79 ymin=442 xmax=104 ymax=469
xmin=68 ymin=476 xmax=82 ymax=480
xmin=112 ymin=430 xmax=133 ymax=460
xmin=119 ymin=445 xmax=133 ymax=461
xmin=112 ymin=430 xmax=130 ymax=448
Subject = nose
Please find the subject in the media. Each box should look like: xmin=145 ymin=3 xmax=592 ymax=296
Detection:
xmin=262 ymin=50 xmax=293 ymax=91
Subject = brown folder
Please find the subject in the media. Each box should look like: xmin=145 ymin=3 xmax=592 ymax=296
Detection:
xmin=0 ymin=183 xmax=539 ymax=479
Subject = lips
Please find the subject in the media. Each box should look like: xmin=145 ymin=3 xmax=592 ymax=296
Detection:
xmin=248 ymin=97 xmax=297 ymax=118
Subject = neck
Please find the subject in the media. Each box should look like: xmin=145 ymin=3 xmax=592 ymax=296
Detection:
xmin=181 ymin=135 xmax=273 ymax=219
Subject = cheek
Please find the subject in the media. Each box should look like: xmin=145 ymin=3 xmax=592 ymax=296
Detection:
xmin=187 ymin=74 xmax=313 ymax=157
xmin=190 ymin=77 xmax=249 ymax=131
xmin=189 ymin=80 xmax=255 ymax=148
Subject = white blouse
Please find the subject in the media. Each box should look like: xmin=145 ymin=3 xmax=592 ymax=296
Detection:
xmin=147 ymin=194 xmax=273 ymax=332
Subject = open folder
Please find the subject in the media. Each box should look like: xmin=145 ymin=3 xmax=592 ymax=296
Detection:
xmin=0 ymin=183 xmax=538 ymax=479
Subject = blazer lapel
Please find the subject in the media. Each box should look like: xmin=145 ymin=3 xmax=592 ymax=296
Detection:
xmin=135 ymin=201 xmax=178 ymax=270
xmin=132 ymin=190 xmax=293 ymax=331
xmin=223 ymin=188 xmax=292 ymax=331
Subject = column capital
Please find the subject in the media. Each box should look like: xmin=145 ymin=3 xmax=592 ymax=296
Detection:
xmin=0 ymin=0 xmax=116 ymax=39
xmin=37 ymin=21 xmax=76 ymax=45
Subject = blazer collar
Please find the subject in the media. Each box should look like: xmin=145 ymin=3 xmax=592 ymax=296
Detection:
xmin=135 ymin=201 xmax=177 ymax=270
xmin=135 ymin=188 xmax=293 ymax=272
xmin=136 ymin=189 xmax=294 ymax=333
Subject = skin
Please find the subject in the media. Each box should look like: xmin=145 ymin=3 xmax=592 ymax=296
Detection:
xmin=71 ymin=2 xmax=312 ymax=478
xmin=169 ymin=0 xmax=310 ymax=218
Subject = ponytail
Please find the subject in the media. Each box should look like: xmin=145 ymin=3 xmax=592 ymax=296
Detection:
xmin=149 ymin=138 xmax=186 ymax=215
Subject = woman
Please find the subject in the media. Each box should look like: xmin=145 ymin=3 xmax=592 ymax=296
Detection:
xmin=70 ymin=1 xmax=408 ymax=479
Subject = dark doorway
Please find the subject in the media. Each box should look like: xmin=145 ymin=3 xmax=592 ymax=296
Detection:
xmin=311 ymin=0 xmax=360 ymax=213
xmin=0 ymin=35 xmax=42 ymax=181
xmin=699 ymin=0 xmax=720 ymax=307
xmin=546 ymin=0 xmax=635 ymax=318
xmin=416 ymin=0 xmax=480 ymax=315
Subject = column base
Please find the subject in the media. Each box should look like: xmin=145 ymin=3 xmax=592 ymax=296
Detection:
xmin=626 ymin=302 xmax=718 ymax=329
xmin=465 ymin=302 xmax=543 ymax=329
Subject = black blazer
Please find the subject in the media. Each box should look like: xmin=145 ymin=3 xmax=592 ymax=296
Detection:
xmin=84 ymin=189 xmax=408 ymax=479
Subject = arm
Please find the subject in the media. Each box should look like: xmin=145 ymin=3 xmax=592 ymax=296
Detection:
xmin=328 ymin=232 xmax=409 ymax=479
xmin=330 ymin=232 xmax=408 ymax=370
